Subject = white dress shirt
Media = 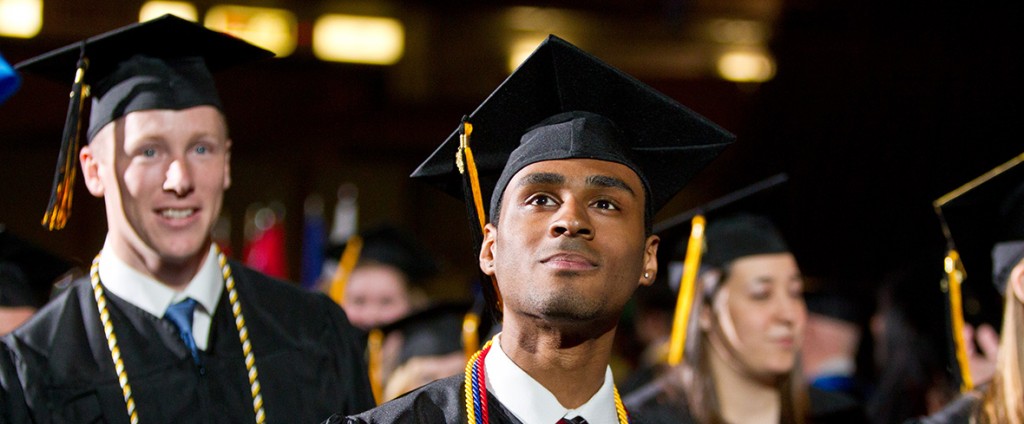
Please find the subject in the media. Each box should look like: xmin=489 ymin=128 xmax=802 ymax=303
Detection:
xmin=97 ymin=241 xmax=223 ymax=350
xmin=485 ymin=334 xmax=619 ymax=424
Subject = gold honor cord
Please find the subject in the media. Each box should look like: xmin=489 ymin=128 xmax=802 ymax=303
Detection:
xmin=668 ymin=214 xmax=706 ymax=366
xmin=943 ymin=250 xmax=974 ymax=392
xmin=328 ymin=235 xmax=363 ymax=305
xmin=43 ymin=57 xmax=89 ymax=230
xmin=367 ymin=328 xmax=385 ymax=405
xmin=462 ymin=310 xmax=481 ymax=359
xmin=456 ymin=120 xmax=503 ymax=312
xmin=90 ymin=246 xmax=267 ymax=423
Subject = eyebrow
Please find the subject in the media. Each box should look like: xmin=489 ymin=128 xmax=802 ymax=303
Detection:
xmin=587 ymin=175 xmax=636 ymax=197
xmin=516 ymin=172 xmax=565 ymax=187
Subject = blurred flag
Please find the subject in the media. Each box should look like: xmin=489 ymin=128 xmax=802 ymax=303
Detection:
xmin=244 ymin=202 xmax=288 ymax=279
xmin=300 ymin=194 xmax=326 ymax=289
xmin=0 ymin=51 xmax=20 ymax=105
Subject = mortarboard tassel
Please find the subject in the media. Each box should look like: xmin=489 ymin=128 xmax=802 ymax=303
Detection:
xmin=456 ymin=118 xmax=503 ymax=313
xmin=932 ymin=154 xmax=1024 ymax=393
xmin=941 ymin=249 xmax=973 ymax=392
xmin=328 ymin=234 xmax=363 ymax=305
xmin=462 ymin=309 xmax=480 ymax=360
xmin=667 ymin=214 xmax=706 ymax=366
xmin=367 ymin=328 xmax=384 ymax=405
xmin=42 ymin=44 xmax=89 ymax=231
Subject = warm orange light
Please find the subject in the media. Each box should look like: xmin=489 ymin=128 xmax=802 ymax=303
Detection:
xmin=717 ymin=49 xmax=775 ymax=83
xmin=507 ymin=35 xmax=548 ymax=72
xmin=205 ymin=5 xmax=296 ymax=57
xmin=0 ymin=0 xmax=42 ymax=38
xmin=139 ymin=1 xmax=197 ymax=22
xmin=313 ymin=14 xmax=405 ymax=65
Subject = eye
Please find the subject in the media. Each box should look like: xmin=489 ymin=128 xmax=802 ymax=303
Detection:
xmin=142 ymin=148 xmax=157 ymax=158
xmin=526 ymin=194 xmax=557 ymax=206
xmin=195 ymin=145 xmax=208 ymax=154
xmin=593 ymin=199 xmax=619 ymax=210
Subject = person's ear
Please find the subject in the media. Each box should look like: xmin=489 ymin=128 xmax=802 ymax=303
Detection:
xmin=639 ymin=235 xmax=659 ymax=287
xmin=1009 ymin=260 xmax=1024 ymax=305
xmin=80 ymin=143 xmax=105 ymax=197
xmin=479 ymin=223 xmax=498 ymax=277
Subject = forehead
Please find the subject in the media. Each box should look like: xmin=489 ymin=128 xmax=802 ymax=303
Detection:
xmin=92 ymin=105 xmax=226 ymax=144
xmin=508 ymin=158 xmax=645 ymax=191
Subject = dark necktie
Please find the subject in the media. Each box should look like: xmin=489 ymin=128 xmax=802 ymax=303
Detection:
xmin=558 ymin=417 xmax=588 ymax=424
xmin=165 ymin=298 xmax=200 ymax=364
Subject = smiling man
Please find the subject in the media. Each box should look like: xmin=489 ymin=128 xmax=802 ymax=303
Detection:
xmin=0 ymin=16 xmax=373 ymax=423
xmin=337 ymin=35 xmax=733 ymax=424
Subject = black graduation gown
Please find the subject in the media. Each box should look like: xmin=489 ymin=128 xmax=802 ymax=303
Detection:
xmin=0 ymin=260 xmax=375 ymax=424
xmin=623 ymin=379 xmax=866 ymax=424
xmin=333 ymin=374 xmax=523 ymax=424
xmin=903 ymin=394 xmax=979 ymax=424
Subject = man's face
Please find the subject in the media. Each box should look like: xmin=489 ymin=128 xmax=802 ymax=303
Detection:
xmin=81 ymin=106 xmax=231 ymax=269
xmin=480 ymin=159 xmax=658 ymax=332
xmin=703 ymin=253 xmax=806 ymax=378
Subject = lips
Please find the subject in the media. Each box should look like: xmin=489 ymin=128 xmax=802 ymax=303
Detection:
xmin=540 ymin=252 xmax=598 ymax=271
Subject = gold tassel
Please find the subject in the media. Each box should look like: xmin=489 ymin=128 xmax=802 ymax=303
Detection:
xmin=456 ymin=120 xmax=503 ymax=312
xmin=462 ymin=310 xmax=480 ymax=360
xmin=328 ymin=235 xmax=363 ymax=305
xmin=42 ymin=54 xmax=89 ymax=230
xmin=943 ymin=249 xmax=974 ymax=392
xmin=668 ymin=214 xmax=706 ymax=366
xmin=367 ymin=328 xmax=384 ymax=405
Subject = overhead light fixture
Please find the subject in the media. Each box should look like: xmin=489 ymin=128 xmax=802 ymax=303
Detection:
xmin=716 ymin=49 xmax=775 ymax=83
xmin=0 ymin=0 xmax=42 ymax=38
xmin=313 ymin=14 xmax=405 ymax=65
xmin=205 ymin=5 xmax=297 ymax=57
xmin=140 ymin=1 xmax=198 ymax=22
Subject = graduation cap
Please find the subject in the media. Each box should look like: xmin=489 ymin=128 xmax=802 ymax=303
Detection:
xmin=932 ymin=151 xmax=1024 ymax=392
xmin=325 ymin=224 xmax=439 ymax=306
xmin=410 ymin=34 xmax=734 ymax=320
xmin=652 ymin=173 xmax=790 ymax=366
xmin=0 ymin=51 xmax=20 ymax=105
xmin=363 ymin=302 xmax=485 ymax=404
xmin=15 ymin=14 xmax=273 ymax=230
xmin=0 ymin=225 xmax=77 ymax=309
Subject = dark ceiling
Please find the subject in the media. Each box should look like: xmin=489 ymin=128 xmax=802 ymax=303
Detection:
xmin=1 ymin=1 xmax=1022 ymax=320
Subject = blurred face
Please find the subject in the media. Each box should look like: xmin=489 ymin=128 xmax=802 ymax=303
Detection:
xmin=343 ymin=264 xmax=413 ymax=330
xmin=81 ymin=106 xmax=231 ymax=276
xmin=703 ymin=253 xmax=806 ymax=378
xmin=480 ymin=159 xmax=659 ymax=334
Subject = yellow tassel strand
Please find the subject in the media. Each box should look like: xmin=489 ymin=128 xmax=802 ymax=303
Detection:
xmin=328 ymin=235 xmax=363 ymax=305
xmin=367 ymin=328 xmax=385 ymax=405
xmin=43 ymin=61 xmax=89 ymax=230
xmin=668 ymin=214 xmax=706 ymax=366
xmin=943 ymin=250 xmax=974 ymax=392
xmin=456 ymin=120 xmax=503 ymax=312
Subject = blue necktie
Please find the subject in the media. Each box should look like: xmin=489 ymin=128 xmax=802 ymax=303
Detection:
xmin=165 ymin=298 xmax=200 ymax=364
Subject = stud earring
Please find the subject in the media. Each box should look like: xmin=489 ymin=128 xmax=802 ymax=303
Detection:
xmin=643 ymin=272 xmax=650 ymax=279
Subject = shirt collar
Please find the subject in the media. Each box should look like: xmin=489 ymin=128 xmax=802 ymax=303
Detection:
xmin=98 ymin=241 xmax=224 ymax=318
xmin=485 ymin=333 xmax=620 ymax=424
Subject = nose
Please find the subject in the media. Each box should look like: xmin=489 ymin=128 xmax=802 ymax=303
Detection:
xmin=548 ymin=199 xmax=594 ymax=239
xmin=163 ymin=158 xmax=194 ymax=197
xmin=773 ymin=293 xmax=805 ymax=326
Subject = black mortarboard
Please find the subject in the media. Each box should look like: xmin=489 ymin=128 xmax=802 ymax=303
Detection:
xmin=654 ymin=173 xmax=791 ymax=365
xmin=0 ymin=226 xmax=76 ymax=308
xmin=15 ymin=14 xmax=273 ymax=230
xmin=325 ymin=224 xmax=439 ymax=309
xmin=932 ymin=152 xmax=1024 ymax=392
xmin=382 ymin=302 xmax=473 ymax=366
xmin=411 ymin=34 xmax=733 ymax=222
xmin=410 ymin=35 xmax=733 ymax=319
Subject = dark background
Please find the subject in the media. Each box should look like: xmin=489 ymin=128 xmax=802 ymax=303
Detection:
xmin=1 ymin=0 xmax=1022 ymax=322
